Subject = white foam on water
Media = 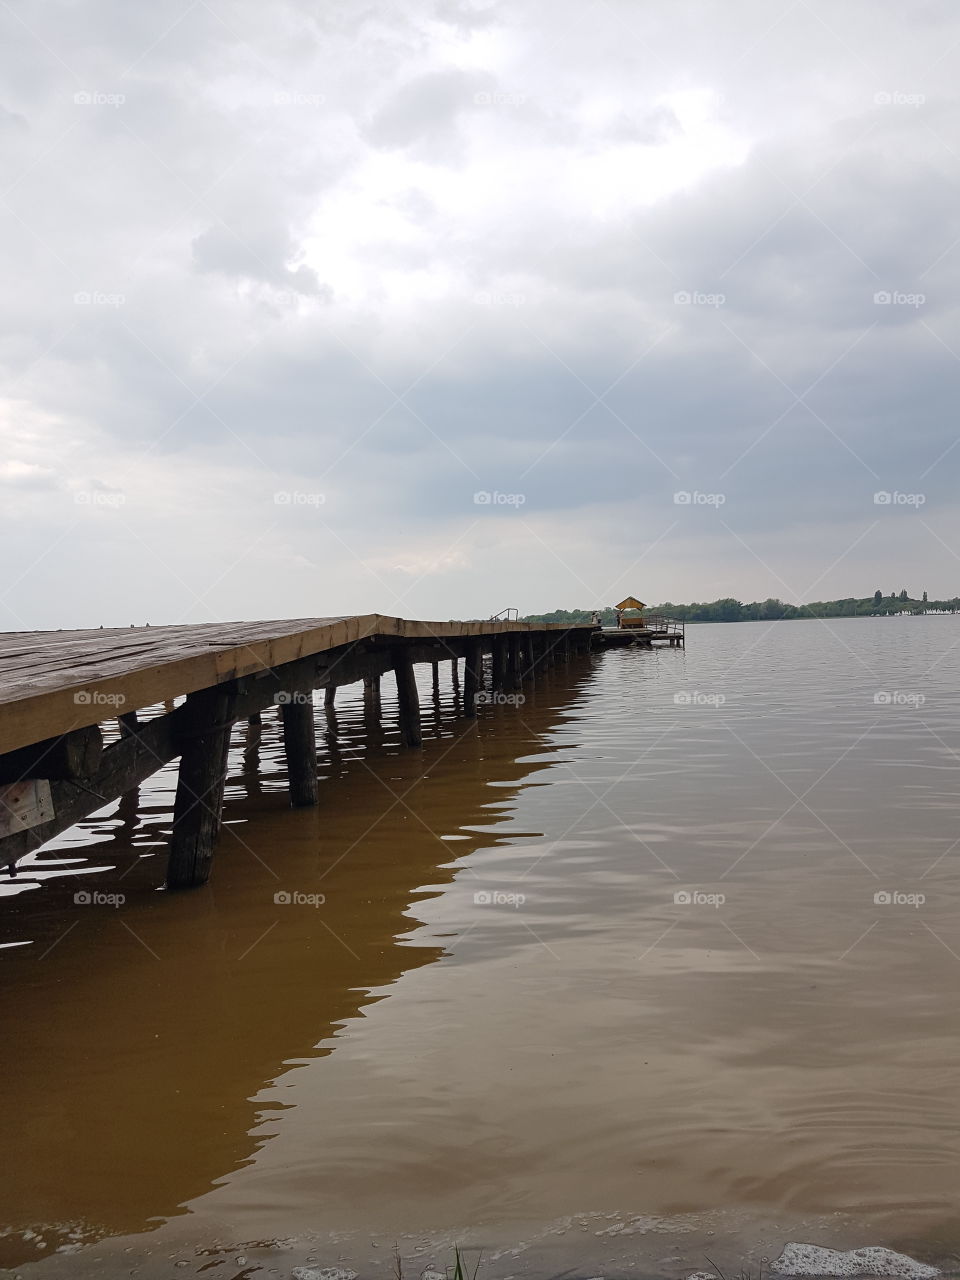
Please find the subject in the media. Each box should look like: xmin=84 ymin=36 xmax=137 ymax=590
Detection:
xmin=772 ymin=1244 xmax=939 ymax=1279
xmin=291 ymin=1269 xmax=359 ymax=1280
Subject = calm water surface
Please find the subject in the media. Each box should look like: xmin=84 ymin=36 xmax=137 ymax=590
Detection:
xmin=3 ymin=618 xmax=960 ymax=1278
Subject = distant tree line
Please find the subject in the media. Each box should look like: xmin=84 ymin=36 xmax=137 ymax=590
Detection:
xmin=520 ymin=592 xmax=959 ymax=625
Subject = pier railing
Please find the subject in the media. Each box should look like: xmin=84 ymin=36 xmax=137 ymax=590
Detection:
xmin=643 ymin=614 xmax=685 ymax=640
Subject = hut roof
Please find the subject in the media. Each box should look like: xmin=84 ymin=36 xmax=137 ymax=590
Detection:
xmin=615 ymin=596 xmax=646 ymax=611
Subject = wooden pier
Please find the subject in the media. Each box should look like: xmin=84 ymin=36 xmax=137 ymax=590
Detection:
xmin=0 ymin=614 xmax=593 ymax=888
xmin=593 ymin=614 xmax=685 ymax=648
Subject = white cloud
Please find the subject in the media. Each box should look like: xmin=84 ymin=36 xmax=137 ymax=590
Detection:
xmin=1 ymin=0 xmax=959 ymax=627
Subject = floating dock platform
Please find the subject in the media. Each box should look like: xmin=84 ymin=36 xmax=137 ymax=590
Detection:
xmin=592 ymin=615 xmax=685 ymax=648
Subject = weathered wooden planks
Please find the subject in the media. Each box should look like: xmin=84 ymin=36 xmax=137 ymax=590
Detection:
xmin=0 ymin=615 xmax=592 ymax=756
xmin=0 ymin=615 xmax=597 ymax=888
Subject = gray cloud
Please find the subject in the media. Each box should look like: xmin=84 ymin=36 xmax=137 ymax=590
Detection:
xmin=1 ymin=0 xmax=959 ymax=628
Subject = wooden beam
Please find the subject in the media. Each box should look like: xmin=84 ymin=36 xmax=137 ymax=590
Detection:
xmin=280 ymin=697 xmax=319 ymax=807
xmin=0 ymin=714 xmax=183 ymax=868
xmin=393 ymin=649 xmax=422 ymax=747
xmin=0 ymin=725 xmax=103 ymax=784
xmin=0 ymin=780 xmax=54 ymax=840
xmin=168 ymin=684 xmax=237 ymax=889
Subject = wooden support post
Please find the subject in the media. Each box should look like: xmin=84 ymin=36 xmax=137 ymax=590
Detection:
xmin=491 ymin=636 xmax=508 ymax=691
xmin=243 ymin=715 xmax=263 ymax=800
xmin=168 ymin=684 xmax=236 ymax=889
xmin=507 ymin=634 xmax=523 ymax=689
xmin=530 ymin=635 xmax=543 ymax=672
xmin=523 ymin=634 xmax=536 ymax=682
xmin=431 ymin=661 xmax=440 ymax=699
xmin=281 ymin=697 xmax=319 ymax=807
xmin=463 ymin=638 xmax=482 ymax=717
xmin=451 ymin=656 xmax=460 ymax=694
xmin=324 ymin=685 xmax=336 ymax=710
xmin=117 ymin=786 xmax=139 ymax=830
xmin=118 ymin=710 xmax=139 ymax=738
xmin=393 ymin=649 xmax=422 ymax=747
xmin=363 ymin=674 xmax=381 ymax=709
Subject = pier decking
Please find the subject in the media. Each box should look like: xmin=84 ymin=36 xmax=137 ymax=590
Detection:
xmin=0 ymin=614 xmax=593 ymax=887
xmin=593 ymin=615 xmax=685 ymax=648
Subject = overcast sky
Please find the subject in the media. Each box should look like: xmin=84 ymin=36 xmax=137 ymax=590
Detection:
xmin=2 ymin=0 xmax=959 ymax=629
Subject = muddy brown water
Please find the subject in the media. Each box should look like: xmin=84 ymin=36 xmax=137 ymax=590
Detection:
xmin=2 ymin=618 xmax=960 ymax=1279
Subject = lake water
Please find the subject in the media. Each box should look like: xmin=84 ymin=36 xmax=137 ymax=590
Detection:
xmin=3 ymin=617 xmax=960 ymax=1279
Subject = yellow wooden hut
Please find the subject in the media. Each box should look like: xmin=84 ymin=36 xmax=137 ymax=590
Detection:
xmin=615 ymin=596 xmax=647 ymax=629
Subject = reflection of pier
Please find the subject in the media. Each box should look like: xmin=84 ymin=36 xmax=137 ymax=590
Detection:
xmin=0 ymin=658 xmax=596 ymax=1269
xmin=0 ymin=614 xmax=592 ymax=888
